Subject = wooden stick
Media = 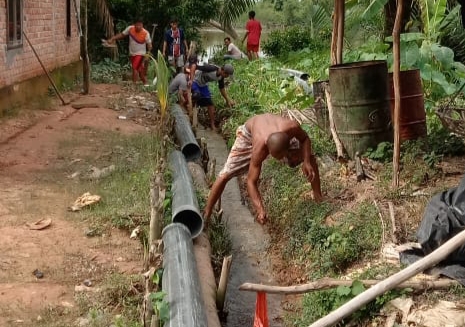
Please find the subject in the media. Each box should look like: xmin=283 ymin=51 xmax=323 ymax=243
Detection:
xmin=391 ymin=0 xmax=403 ymax=188
xmin=354 ymin=152 xmax=365 ymax=182
xmin=23 ymin=31 xmax=69 ymax=105
xmin=323 ymin=83 xmax=345 ymax=158
xmin=149 ymin=170 xmax=165 ymax=245
xmin=216 ymin=255 xmax=233 ymax=312
xmin=309 ymin=228 xmax=465 ymax=327
xmin=239 ymin=277 xmax=458 ymax=294
xmin=388 ymin=201 xmax=398 ymax=244
xmin=373 ymin=200 xmax=386 ymax=251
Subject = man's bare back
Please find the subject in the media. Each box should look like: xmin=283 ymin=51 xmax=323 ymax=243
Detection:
xmin=203 ymin=113 xmax=322 ymax=225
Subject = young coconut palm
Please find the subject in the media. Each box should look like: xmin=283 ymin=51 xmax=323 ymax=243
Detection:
xmin=154 ymin=51 xmax=170 ymax=118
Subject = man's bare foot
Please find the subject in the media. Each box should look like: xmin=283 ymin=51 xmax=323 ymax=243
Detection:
xmin=256 ymin=217 xmax=267 ymax=225
xmin=313 ymin=194 xmax=323 ymax=203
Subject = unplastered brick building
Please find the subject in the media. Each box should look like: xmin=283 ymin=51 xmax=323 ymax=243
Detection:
xmin=0 ymin=0 xmax=82 ymax=112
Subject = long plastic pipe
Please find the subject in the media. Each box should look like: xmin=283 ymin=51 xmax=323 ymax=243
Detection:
xmin=169 ymin=150 xmax=204 ymax=239
xmin=162 ymin=223 xmax=208 ymax=327
xmin=281 ymin=68 xmax=313 ymax=95
xmin=171 ymin=104 xmax=201 ymax=161
xmin=281 ymin=68 xmax=310 ymax=80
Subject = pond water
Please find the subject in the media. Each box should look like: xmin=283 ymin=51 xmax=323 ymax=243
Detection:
xmin=198 ymin=28 xmax=268 ymax=63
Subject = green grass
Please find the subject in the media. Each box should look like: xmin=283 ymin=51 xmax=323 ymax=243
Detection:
xmin=35 ymin=127 xmax=167 ymax=327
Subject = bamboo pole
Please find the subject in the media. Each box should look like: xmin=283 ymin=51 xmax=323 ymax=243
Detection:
xmin=239 ymin=277 xmax=458 ymax=294
xmin=23 ymin=31 xmax=69 ymax=105
xmin=391 ymin=0 xmax=403 ymax=187
xmin=308 ymin=228 xmax=465 ymax=327
xmin=216 ymin=255 xmax=233 ymax=312
xmin=324 ymin=83 xmax=346 ymax=158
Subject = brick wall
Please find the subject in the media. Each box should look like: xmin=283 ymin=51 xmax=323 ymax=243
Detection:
xmin=0 ymin=0 xmax=81 ymax=89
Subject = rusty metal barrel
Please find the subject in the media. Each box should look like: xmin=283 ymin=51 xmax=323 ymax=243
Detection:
xmin=388 ymin=69 xmax=427 ymax=141
xmin=329 ymin=60 xmax=393 ymax=159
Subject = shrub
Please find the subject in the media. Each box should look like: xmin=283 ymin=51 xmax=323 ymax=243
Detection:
xmin=261 ymin=26 xmax=329 ymax=58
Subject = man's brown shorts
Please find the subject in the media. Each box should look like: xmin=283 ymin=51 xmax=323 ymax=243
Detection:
xmin=219 ymin=125 xmax=253 ymax=178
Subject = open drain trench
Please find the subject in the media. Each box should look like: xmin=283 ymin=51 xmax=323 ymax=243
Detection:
xmin=161 ymin=104 xmax=283 ymax=326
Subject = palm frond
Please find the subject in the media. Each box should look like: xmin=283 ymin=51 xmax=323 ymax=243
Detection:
xmin=218 ymin=0 xmax=257 ymax=28
xmin=93 ymin=0 xmax=115 ymax=38
xmin=362 ymin=0 xmax=389 ymax=19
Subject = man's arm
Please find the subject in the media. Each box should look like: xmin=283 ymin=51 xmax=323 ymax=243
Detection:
xmin=219 ymin=87 xmax=234 ymax=107
xmin=162 ymin=40 xmax=167 ymax=56
xmin=241 ymin=31 xmax=249 ymax=44
xmin=107 ymin=32 xmax=125 ymax=44
xmin=177 ymin=89 xmax=186 ymax=106
xmin=289 ymin=124 xmax=323 ymax=201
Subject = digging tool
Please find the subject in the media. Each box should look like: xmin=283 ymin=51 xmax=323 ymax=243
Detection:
xmin=23 ymin=31 xmax=69 ymax=105
xmin=151 ymin=23 xmax=157 ymax=42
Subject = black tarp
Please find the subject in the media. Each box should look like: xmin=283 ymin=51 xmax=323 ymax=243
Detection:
xmin=400 ymin=174 xmax=465 ymax=285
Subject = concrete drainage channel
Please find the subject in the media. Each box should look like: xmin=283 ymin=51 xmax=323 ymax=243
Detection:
xmin=160 ymin=103 xmax=284 ymax=327
xmin=161 ymin=104 xmax=221 ymax=327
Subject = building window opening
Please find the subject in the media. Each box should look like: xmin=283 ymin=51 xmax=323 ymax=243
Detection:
xmin=7 ymin=0 xmax=23 ymax=49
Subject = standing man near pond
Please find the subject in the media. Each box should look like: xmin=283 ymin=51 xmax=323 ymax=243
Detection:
xmin=106 ymin=18 xmax=152 ymax=86
xmin=242 ymin=10 xmax=262 ymax=60
xmin=203 ymin=113 xmax=323 ymax=225
xmin=163 ymin=17 xmax=189 ymax=74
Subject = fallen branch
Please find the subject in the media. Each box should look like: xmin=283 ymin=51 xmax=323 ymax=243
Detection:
xmin=239 ymin=277 xmax=458 ymax=294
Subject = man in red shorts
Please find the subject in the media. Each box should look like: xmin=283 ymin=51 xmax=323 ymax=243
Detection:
xmin=106 ymin=19 xmax=152 ymax=86
xmin=242 ymin=11 xmax=262 ymax=60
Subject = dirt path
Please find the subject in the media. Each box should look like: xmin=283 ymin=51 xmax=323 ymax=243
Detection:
xmin=0 ymin=85 xmax=146 ymax=326
xmin=197 ymin=128 xmax=284 ymax=326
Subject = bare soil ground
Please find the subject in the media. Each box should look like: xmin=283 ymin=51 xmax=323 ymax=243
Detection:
xmin=3 ymin=81 xmax=465 ymax=327
xmin=0 ymin=84 xmax=152 ymax=326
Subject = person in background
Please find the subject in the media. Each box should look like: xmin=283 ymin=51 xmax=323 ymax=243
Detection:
xmin=168 ymin=54 xmax=198 ymax=113
xmin=203 ymin=113 xmax=323 ymax=225
xmin=223 ymin=37 xmax=244 ymax=60
xmin=191 ymin=63 xmax=235 ymax=131
xmin=163 ymin=17 xmax=189 ymax=74
xmin=106 ymin=18 xmax=152 ymax=86
xmin=242 ymin=11 xmax=262 ymax=60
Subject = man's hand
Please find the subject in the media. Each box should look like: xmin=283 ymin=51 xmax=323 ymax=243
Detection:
xmin=227 ymin=100 xmax=235 ymax=108
xmin=256 ymin=211 xmax=267 ymax=225
xmin=302 ymin=162 xmax=315 ymax=183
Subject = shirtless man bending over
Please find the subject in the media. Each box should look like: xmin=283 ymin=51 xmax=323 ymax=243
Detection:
xmin=203 ymin=113 xmax=323 ymax=225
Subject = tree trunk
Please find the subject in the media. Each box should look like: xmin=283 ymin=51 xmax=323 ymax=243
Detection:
xmin=81 ymin=0 xmax=90 ymax=95
xmin=207 ymin=20 xmax=238 ymax=40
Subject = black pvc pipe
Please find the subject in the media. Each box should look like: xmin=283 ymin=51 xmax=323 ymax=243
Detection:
xmin=171 ymin=104 xmax=201 ymax=161
xmin=169 ymin=150 xmax=204 ymax=238
xmin=162 ymin=223 xmax=208 ymax=327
